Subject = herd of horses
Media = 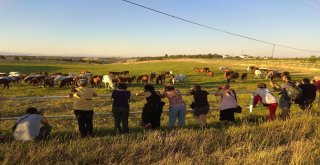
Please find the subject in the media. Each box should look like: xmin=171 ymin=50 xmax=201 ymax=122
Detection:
xmin=0 ymin=65 xmax=313 ymax=90
xmin=0 ymin=70 xmax=184 ymax=90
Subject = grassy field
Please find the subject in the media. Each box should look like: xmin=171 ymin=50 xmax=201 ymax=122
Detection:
xmin=0 ymin=59 xmax=319 ymax=164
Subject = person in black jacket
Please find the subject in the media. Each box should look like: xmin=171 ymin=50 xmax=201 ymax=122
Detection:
xmin=297 ymin=78 xmax=317 ymax=111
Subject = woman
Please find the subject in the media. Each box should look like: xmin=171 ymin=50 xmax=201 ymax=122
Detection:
xmin=136 ymin=84 xmax=163 ymax=129
xmin=161 ymin=83 xmax=186 ymax=128
xmin=69 ymin=78 xmax=97 ymax=137
xmin=254 ymin=83 xmax=278 ymax=121
xmin=214 ymin=84 xmax=238 ymax=126
xmin=188 ymin=84 xmax=209 ymax=128
xmin=111 ymin=83 xmax=131 ymax=134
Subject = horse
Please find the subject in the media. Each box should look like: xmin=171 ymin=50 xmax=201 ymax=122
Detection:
xmin=253 ymin=70 xmax=263 ymax=79
xmin=241 ymin=73 xmax=248 ymax=82
xmin=225 ymin=71 xmax=239 ymax=83
xmin=24 ymin=75 xmax=46 ymax=84
xmin=102 ymin=75 xmax=115 ymax=89
xmin=150 ymin=72 xmax=157 ymax=82
xmin=156 ymin=74 xmax=165 ymax=85
xmin=137 ymin=75 xmax=149 ymax=84
xmin=219 ymin=66 xmax=228 ymax=72
xmin=60 ymin=77 xmax=75 ymax=88
xmin=0 ymin=77 xmax=10 ymax=89
xmin=266 ymin=70 xmax=279 ymax=80
xmin=29 ymin=78 xmax=40 ymax=87
xmin=118 ymin=76 xmax=136 ymax=85
xmin=109 ymin=71 xmax=123 ymax=76
xmin=123 ymin=71 xmax=129 ymax=75
xmin=171 ymin=74 xmax=187 ymax=85
xmin=90 ymin=75 xmax=103 ymax=88
xmin=43 ymin=76 xmax=55 ymax=88
xmin=207 ymin=71 xmax=214 ymax=77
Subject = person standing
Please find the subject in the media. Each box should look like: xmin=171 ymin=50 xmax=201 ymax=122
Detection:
xmin=70 ymin=79 xmax=97 ymax=137
xmin=13 ymin=107 xmax=52 ymax=141
xmin=188 ymin=84 xmax=210 ymax=128
xmin=214 ymin=84 xmax=238 ymax=126
xmin=270 ymin=75 xmax=293 ymax=120
xmin=136 ymin=84 xmax=163 ymax=129
xmin=161 ymin=84 xmax=186 ymax=128
xmin=297 ymin=78 xmax=317 ymax=111
xmin=254 ymin=83 xmax=278 ymax=121
xmin=111 ymin=83 xmax=131 ymax=134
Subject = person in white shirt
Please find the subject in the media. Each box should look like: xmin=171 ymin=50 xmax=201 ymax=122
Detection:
xmin=13 ymin=107 xmax=52 ymax=141
xmin=254 ymin=83 xmax=278 ymax=121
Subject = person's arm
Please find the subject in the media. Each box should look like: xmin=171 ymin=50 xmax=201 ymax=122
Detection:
xmin=269 ymin=80 xmax=281 ymax=91
xmin=40 ymin=116 xmax=50 ymax=126
xmin=214 ymin=88 xmax=222 ymax=96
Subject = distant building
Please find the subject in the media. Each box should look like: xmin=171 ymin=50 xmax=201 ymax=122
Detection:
xmin=239 ymin=55 xmax=253 ymax=59
xmin=222 ymin=55 xmax=231 ymax=59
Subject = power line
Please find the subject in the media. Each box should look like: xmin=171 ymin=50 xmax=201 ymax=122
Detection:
xmin=122 ymin=0 xmax=320 ymax=54
xmin=298 ymin=0 xmax=320 ymax=12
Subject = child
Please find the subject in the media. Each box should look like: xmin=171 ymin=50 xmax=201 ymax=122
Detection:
xmin=254 ymin=83 xmax=278 ymax=121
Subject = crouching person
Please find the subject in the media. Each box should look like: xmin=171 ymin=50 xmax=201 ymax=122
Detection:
xmin=13 ymin=107 xmax=52 ymax=141
xmin=254 ymin=83 xmax=278 ymax=121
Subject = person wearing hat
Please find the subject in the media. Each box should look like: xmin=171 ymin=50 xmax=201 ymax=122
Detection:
xmin=13 ymin=107 xmax=52 ymax=141
xmin=70 ymin=78 xmax=97 ymax=137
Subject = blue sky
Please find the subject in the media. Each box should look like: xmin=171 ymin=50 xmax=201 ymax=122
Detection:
xmin=0 ymin=0 xmax=319 ymax=57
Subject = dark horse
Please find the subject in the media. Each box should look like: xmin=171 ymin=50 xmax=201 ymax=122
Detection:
xmin=0 ymin=78 xmax=10 ymax=89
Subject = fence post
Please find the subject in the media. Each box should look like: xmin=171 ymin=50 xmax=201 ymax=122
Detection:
xmin=249 ymin=92 xmax=255 ymax=113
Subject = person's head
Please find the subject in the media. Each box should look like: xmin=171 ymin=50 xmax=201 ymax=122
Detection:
xmin=77 ymin=78 xmax=87 ymax=87
xmin=164 ymin=83 xmax=175 ymax=91
xmin=144 ymin=84 xmax=154 ymax=92
xmin=257 ymin=83 xmax=267 ymax=89
xmin=302 ymin=78 xmax=310 ymax=84
xmin=220 ymin=84 xmax=230 ymax=90
xmin=117 ymin=83 xmax=127 ymax=90
xmin=26 ymin=107 xmax=38 ymax=114
xmin=281 ymin=71 xmax=290 ymax=78
xmin=282 ymin=75 xmax=291 ymax=82
xmin=193 ymin=84 xmax=201 ymax=91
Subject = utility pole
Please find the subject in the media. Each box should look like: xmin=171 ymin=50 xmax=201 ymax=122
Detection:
xmin=271 ymin=44 xmax=275 ymax=59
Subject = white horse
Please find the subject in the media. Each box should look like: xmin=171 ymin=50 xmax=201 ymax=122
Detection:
xmin=254 ymin=70 xmax=263 ymax=79
xmin=171 ymin=74 xmax=187 ymax=85
xmin=219 ymin=66 xmax=228 ymax=72
xmin=102 ymin=75 xmax=115 ymax=89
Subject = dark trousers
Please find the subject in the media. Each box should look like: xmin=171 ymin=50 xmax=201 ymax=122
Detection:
xmin=36 ymin=125 xmax=52 ymax=140
xmin=74 ymin=110 xmax=94 ymax=137
xmin=112 ymin=107 xmax=129 ymax=133
xmin=299 ymin=99 xmax=314 ymax=111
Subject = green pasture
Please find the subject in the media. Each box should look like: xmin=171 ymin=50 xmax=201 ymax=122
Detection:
xmin=0 ymin=59 xmax=319 ymax=164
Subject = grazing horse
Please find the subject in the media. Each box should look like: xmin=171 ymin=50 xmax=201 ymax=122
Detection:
xmin=150 ymin=72 xmax=157 ymax=82
xmin=137 ymin=75 xmax=149 ymax=84
xmin=60 ymin=77 xmax=75 ymax=88
xmin=171 ymin=74 xmax=187 ymax=85
xmin=219 ymin=66 xmax=228 ymax=72
xmin=156 ymin=74 xmax=166 ymax=85
xmin=241 ymin=73 xmax=248 ymax=82
xmin=102 ymin=75 xmax=115 ymax=89
xmin=118 ymin=76 xmax=136 ymax=85
xmin=109 ymin=71 xmax=123 ymax=76
xmin=225 ymin=71 xmax=239 ymax=83
xmin=29 ymin=78 xmax=40 ymax=87
xmin=90 ymin=75 xmax=103 ymax=88
xmin=207 ymin=71 xmax=214 ymax=77
xmin=123 ymin=71 xmax=129 ymax=75
xmin=254 ymin=70 xmax=263 ymax=79
xmin=24 ymin=75 xmax=46 ymax=84
xmin=0 ymin=77 xmax=10 ymax=89
xmin=127 ymin=76 xmax=136 ymax=85
xmin=266 ymin=70 xmax=279 ymax=80
xmin=8 ymin=76 xmax=21 ymax=83
xmin=43 ymin=76 xmax=55 ymax=88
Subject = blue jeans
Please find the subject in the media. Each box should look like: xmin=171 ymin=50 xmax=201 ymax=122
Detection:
xmin=168 ymin=104 xmax=186 ymax=127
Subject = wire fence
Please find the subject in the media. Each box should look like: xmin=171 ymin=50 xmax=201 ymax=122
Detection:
xmin=0 ymin=91 xmax=256 ymax=121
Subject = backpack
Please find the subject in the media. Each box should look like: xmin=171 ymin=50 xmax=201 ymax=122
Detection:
xmin=286 ymin=82 xmax=302 ymax=101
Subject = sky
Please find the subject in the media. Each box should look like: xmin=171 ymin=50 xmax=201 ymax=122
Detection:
xmin=0 ymin=0 xmax=319 ymax=57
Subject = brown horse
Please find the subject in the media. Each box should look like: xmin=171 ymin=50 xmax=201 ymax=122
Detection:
xmin=156 ymin=74 xmax=166 ymax=85
xmin=149 ymin=72 xmax=157 ymax=82
xmin=0 ymin=78 xmax=10 ymax=89
xmin=90 ymin=75 xmax=103 ymax=88
xmin=207 ymin=71 xmax=214 ymax=77
xmin=43 ymin=76 xmax=55 ymax=88
xmin=241 ymin=73 xmax=248 ymax=82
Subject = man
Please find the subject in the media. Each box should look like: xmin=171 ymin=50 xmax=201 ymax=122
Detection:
xmin=13 ymin=107 xmax=52 ymax=141
xmin=297 ymin=78 xmax=317 ymax=111
xmin=70 ymin=78 xmax=97 ymax=137
xmin=270 ymin=75 xmax=293 ymax=120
